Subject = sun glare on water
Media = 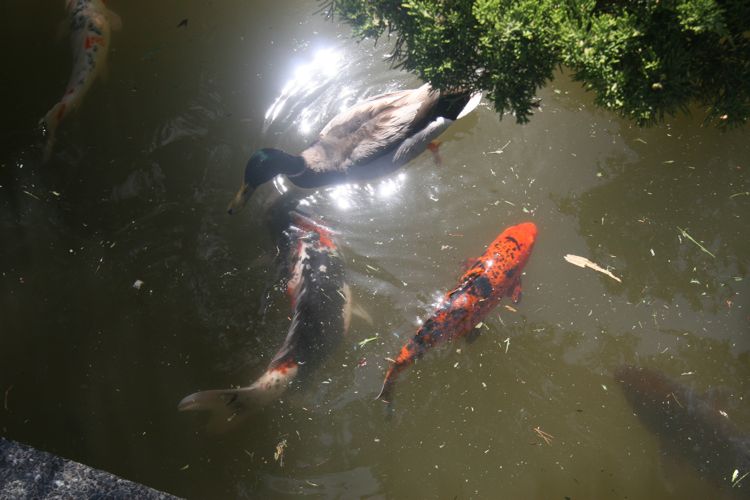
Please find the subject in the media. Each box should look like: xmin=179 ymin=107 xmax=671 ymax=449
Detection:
xmin=264 ymin=47 xmax=346 ymax=135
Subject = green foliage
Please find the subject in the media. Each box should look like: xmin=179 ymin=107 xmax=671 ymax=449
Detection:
xmin=325 ymin=0 xmax=750 ymax=127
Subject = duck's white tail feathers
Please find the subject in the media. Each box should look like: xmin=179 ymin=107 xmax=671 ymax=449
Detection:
xmin=456 ymin=91 xmax=482 ymax=120
xmin=177 ymin=387 xmax=264 ymax=433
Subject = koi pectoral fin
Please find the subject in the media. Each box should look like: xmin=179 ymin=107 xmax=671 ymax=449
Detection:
xmin=509 ymin=278 xmax=523 ymax=304
xmin=178 ymin=386 xmax=262 ymax=433
xmin=106 ymin=10 xmax=123 ymax=31
xmin=351 ymin=301 xmax=373 ymax=326
xmin=464 ymin=326 xmax=482 ymax=344
xmin=462 ymin=257 xmax=479 ymax=273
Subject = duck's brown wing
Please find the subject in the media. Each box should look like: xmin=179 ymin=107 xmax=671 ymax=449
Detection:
xmin=301 ymin=84 xmax=440 ymax=172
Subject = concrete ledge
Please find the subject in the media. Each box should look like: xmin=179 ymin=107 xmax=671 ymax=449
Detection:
xmin=0 ymin=437 xmax=179 ymax=499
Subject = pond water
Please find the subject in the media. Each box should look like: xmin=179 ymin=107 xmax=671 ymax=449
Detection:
xmin=1 ymin=1 xmax=749 ymax=499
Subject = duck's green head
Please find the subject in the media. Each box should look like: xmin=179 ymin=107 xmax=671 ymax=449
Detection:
xmin=227 ymin=148 xmax=304 ymax=214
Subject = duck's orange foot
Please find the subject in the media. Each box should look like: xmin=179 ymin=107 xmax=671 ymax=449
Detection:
xmin=427 ymin=141 xmax=442 ymax=166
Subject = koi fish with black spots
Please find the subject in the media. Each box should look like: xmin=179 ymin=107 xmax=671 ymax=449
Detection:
xmin=40 ymin=0 xmax=121 ymax=161
xmin=377 ymin=222 xmax=538 ymax=402
xmin=178 ymin=212 xmax=351 ymax=431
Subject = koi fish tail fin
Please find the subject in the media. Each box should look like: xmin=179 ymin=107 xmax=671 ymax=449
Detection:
xmin=376 ymin=378 xmax=395 ymax=404
xmin=39 ymin=103 xmax=64 ymax=163
xmin=41 ymin=134 xmax=56 ymax=164
xmin=376 ymin=364 xmax=400 ymax=404
xmin=351 ymin=301 xmax=373 ymax=326
xmin=177 ymin=386 xmax=264 ymax=433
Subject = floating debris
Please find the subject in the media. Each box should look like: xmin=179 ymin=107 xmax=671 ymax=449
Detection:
xmin=564 ymin=254 xmax=622 ymax=283
xmin=733 ymin=470 xmax=749 ymax=488
xmin=132 ymin=279 xmax=145 ymax=290
xmin=274 ymin=439 xmax=288 ymax=467
xmin=487 ymin=140 xmax=511 ymax=155
xmin=22 ymin=190 xmax=40 ymax=201
xmin=357 ymin=336 xmax=378 ymax=349
xmin=677 ymin=227 xmax=715 ymax=258
xmin=533 ymin=426 xmax=554 ymax=445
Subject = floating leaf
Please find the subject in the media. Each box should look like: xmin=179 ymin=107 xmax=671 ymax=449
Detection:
xmin=564 ymin=254 xmax=622 ymax=283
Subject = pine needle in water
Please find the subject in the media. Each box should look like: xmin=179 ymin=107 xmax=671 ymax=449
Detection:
xmin=677 ymin=227 xmax=715 ymax=258
xmin=357 ymin=336 xmax=378 ymax=348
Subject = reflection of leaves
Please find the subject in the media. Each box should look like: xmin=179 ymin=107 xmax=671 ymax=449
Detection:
xmin=556 ymin=126 xmax=749 ymax=312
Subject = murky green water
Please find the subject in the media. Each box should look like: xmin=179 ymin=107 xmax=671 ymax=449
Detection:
xmin=1 ymin=1 xmax=749 ymax=498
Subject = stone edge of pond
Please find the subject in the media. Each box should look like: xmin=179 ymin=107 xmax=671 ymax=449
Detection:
xmin=0 ymin=437 xmax=180 ymax=499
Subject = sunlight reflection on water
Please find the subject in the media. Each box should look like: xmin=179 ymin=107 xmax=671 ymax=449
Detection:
xmin=263 ymin=47 xmax=347 ymax=135
xmin=321 ymin=173 xmax=409 ymax=212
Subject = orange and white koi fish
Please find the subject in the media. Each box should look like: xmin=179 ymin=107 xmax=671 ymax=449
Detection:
xmin=178 ymin=212 xmax=351 ymax=431
xmin=377 ymin=222 xmax=538 ymax=402
xmin=40 ymin=0 xmax=121 ymax=160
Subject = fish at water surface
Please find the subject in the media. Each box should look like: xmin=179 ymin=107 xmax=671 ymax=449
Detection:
xmin=377 ymin=222 xmax=538 ymax=403
xmin=178 ymin=212 xmax=351 ymax=431
xmin=615 ymin=365 xmax=750 ymax=497
xmin=40 ymin=0 xmax=121 ymax=161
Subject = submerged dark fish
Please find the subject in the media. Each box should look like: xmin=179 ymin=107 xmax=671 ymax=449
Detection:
xmin=615 ymin=365 xmax=750 ymax=496
xmin=178 ymin=212 xmax=350 ymax=431
xmin=377 ymin=222 xmax=538 ymax=402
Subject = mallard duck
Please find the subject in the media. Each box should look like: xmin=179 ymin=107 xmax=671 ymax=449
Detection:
xmin=227 ymin=83 xmax=481 ymax=214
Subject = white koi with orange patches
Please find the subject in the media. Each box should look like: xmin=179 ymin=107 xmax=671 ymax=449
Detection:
xmin=40 ymin=0 xmax=121 ymax=160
